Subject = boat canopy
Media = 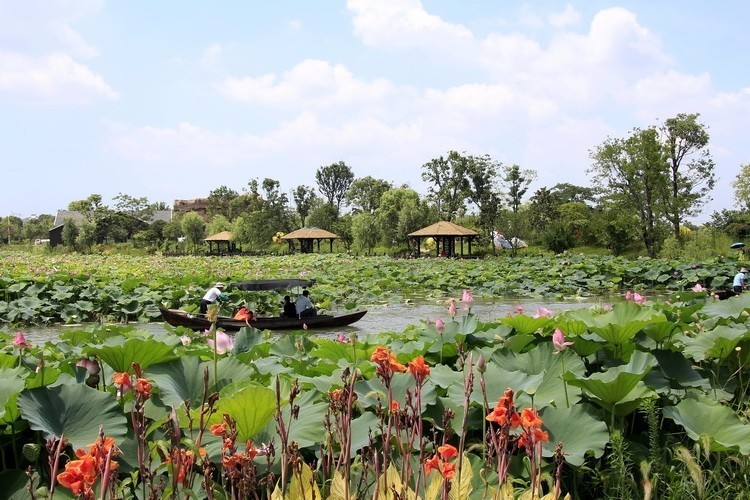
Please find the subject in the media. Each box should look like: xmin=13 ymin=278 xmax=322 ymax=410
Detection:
xmin=230 ymin=279 xmax=315 ymax=291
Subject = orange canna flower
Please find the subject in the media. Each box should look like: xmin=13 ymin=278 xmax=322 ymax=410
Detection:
xmin=112 ymin=372 xmax=132 ymax=391
xmin=135 ymin=378 xmax=152 ymax=399
xmin=424 ymin=454 xmax=440 ymax=475
xmin=441 ymin=461 xmax=456 ymax=480
xmin=390 ymin=400 xmax=399 ymax=412
xmin=57 ymin=454 xmax=97 ymax=496
xmin=520 ymin=408 xmax=543 ymax=428
xmin=408 ymin=356 xmax=430 ymax=378
xmin=330 ymin=388 xmax=343 ymax=401
xmin=370 ymin=346 xmax=390 ymax=364
xmin=438 ymin=444 xmax=458 ymax=461
xmin=210 ymin=423 xmax=228 ymax=437
xmin=371 ymin=346 xmax=407 ymax=375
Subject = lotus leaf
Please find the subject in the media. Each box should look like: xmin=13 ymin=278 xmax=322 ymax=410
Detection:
xmin=18 ymin=382 xmax=126 ymax=450
xmin=501 ymin=315 xmax=551 ymax=335
xmin=664 ymin=397 xmax=750 ymax=454
xmin=213 ymin=380 xmax=277 ymax=443
xmin=0 ymin=367 xmax=25 ymax=422
xmin=91 ymin=337 xmax=178 ymax=373
xmin=541 ymin=405 xmax=609 ymax=466
xmin=679 ymin=325 xmax=748 ymax=362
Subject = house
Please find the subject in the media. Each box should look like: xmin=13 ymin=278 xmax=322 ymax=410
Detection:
xmin=49 ymin=209 xmax=173 ymax=247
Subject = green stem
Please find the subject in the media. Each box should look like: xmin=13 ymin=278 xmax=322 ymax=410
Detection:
xmin=561 ymin=354 xmax=570 ymax=408
xmin=211 ymin=321 xmax=218 ymax=385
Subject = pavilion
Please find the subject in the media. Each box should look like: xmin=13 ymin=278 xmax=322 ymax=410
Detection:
xmin=281 ymin=227 xmax=339 ymax=253
xmin=408 ymin=221 xmax=479 ymax=257
xmin=204 ymin=231 xmax=236 ymax=254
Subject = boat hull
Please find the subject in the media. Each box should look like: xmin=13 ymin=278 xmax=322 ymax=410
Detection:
xmin=159 ymin=307 xmax=366 ymax=332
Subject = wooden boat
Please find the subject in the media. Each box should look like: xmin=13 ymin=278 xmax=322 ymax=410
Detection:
xmin=159 ymin=307 xmax=367 ymax=332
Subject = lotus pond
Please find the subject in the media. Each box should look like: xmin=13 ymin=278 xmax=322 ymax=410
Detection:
xmin=2 ymin=285 xmax=750 ymax=498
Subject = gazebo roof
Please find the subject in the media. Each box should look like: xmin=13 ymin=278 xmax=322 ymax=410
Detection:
xmin=408 ymin=221 xmax=479 ymax=237
xmin=204 ymin=231 xmax=233 ymax=241
xmin=282 ymin=228 xmax=339 ymax=239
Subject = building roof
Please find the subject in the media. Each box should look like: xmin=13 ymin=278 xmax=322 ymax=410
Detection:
xmin=52 ymin=210 xmax=87 ymax=228
xmin=281 ymin=228 xmax=339 ymax=239
xmin=408 ymin=220 xmax=479 ymax=237
xmin=204 ymin=231 xmax=233 ymax=241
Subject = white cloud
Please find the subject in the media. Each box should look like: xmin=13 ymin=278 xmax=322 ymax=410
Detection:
xmin=0 ymin=50 xmax=118 ymax=104
xmin=216 ymin=59 xmax=395 ymax=111
xmin=548 ymin=5 xmax=581 ymax=29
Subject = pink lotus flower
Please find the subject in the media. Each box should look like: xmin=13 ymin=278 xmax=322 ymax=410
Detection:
xmin=337 ymin=332 xmax=349 ymax=344
xmin=625 ymin=291 xmax=647 ymax=305
xmin=207 ymin=330 xmax=234 ymax=354
xmin=12 ymin=332 xmax=29 ymax=349
xmin=448 ymin=300 xmax=457 ymax=318
xmin=461 ymin=290 xmax=474 ymax=309
xmin=603 ymin=304 xmax=613 ymax=311
xmin=692 ymin=283 xmax=705 ymax=292
xmin=552 ymin=328 xmax=574 ymax=351
xmin=533 ymin=307 xmax=553 ymax=318
xmin=75 ymin=359 xmax=100 ymax=375
xmin=513 ymin=304 xmax=525 ymax=315
xmin=435 ymin=319 xmax=445 ymax=334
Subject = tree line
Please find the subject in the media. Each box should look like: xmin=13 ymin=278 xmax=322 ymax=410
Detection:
xmin=6 ymin=112 xmax=748 ymax=257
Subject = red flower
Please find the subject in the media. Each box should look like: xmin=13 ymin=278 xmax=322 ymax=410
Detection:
xmin=438 ymin=444 xmax=458 ymax=462
xmin=57 ymin=454 xmax=97 ymax=496
xmin=135 ymin=378 xmax=152 ymax=399
xmin=370 ymin=346 xmax=407 ymax=375
xmin=486 ymin=389 xmax=519 ymax=428
xmin=441 ymin=462 xmax=456 ymax=480
xmin=520 ymin=408 xmax=543 ymax=428
xmin=210 ymin=423 xmax=228 ymax=437
xmin=424 ymin=454 xmax=440 ymax=475
xmin=408 ymin=356 xmax=430 ymax=378
xmin=390 ymin=400 xmax=399 ymax=412
xmin=111 ymin=372 xmax=132 ymax=392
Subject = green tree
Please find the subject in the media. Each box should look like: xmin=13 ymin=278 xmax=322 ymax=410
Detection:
xmin=2 ymin=215 xmax=23 ymax=244
xmin=231 ymin=216 xmax=253 ymax=249
xmin=68 ymin=194 xmax=104 ymax=214
xmin=306 ymin=204 xmax=339 ymax=232
xmin=180 ymin=212 xmax=205 ymax=253
xmin=76 ymin=219 xmax=97 ymax=252
xmin=112 ymin=193 xmax=154 ymax=220
xmin=316 ymin=161 xmax=355 ymax=214
xmin=206 ymin=214 xmax=231 ymax=237
xmin=376 ymin=188 xmax=426 ymax=248
xmin=499 ymin=164 xmax=536 ymax=254
xmin=207 ymin=186 xmax=239 ymax=218
xmin=162 ymin=220 xmax=183 ymax=241
xmin=732 ymin=163 xmax=750 ymax=210
xmin=465 ymin=154 xmax=501 ymax=243
xmin=351 ymin=212 xmax=380 ymax=253
xmin=421 ymin=150 xmax=469 ymax=221
xmin=62 ymin=218 xmax=79 ymax=249
xmin=590 ymin=127 xmax=668 ymax=257
xmin=293 ymin=185 xmax=318 ymax=227
xmin=347 ymin=176 xmax=392 ymax=213
xmin=660 ymin=113 xmax=716 ymax=239
xmin=22 ymin=214 xmax=54 ymax=243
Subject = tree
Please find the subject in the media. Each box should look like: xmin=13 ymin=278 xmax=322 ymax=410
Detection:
xmin=347 ymin=176 xmax=392 ymax=213
xmin=112 ymin=193 xmax=154 ymax=220
xmin=549 ymin=183 xmax=597 ymax=206
xmin=293 ymin=186 xmax=318 ymax=227
xmin=22 ymin=214 xmax=54 ymax=243
xmin=2 ymin=215 xmax=23 ymax=244
xmin=181 ymin=212 xmax=205 ymax=253
xmin=732 ymin=163 xmax=750 ymax=210
xmin=207 ymin=186 xmax=239 ymax=218
xmin=421 ymin=151 xmax=469 ymax=221
xmin=376 ymin=188 xmax=426 ymax=248
xmin=499 ymin=164 xmax=536 ymax=254
xmin=306 ymin=204 xmax=339 ymax=232
xmin=351 ymin=212 xmax=380 ymax=253
xmin=206 ymin=214 xmax=231 ymax=237
xmin=315 ymin=161 xmax=355 ymax=214
xmin=590 ymin=127 xmax=668 ymax=257
xmin=62 ymin=218 xmax=79 ymax=248
xmin=465 ymin=154 xmax=501 ymax=242
xmin=660 ymin=113 xmax=716 ymax=239
xmin=68 ymin=194 xmax=104 ymax=214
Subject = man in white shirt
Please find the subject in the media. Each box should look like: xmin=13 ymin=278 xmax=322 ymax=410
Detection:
xmin=295 ymin=289 xmax=317 ymax=318
xmin=200 ymin=282 xmax=227 ymax=315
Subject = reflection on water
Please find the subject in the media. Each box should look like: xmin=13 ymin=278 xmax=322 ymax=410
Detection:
xmin=17 ymin=298 xmax=602 ymax=345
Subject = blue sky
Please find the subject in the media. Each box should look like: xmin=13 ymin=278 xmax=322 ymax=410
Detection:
xmin=2 ymin=1 xmax=749 ymax=222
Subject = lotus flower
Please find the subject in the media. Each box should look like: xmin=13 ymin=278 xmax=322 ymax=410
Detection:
xmin=692 ymin=283 xmax=705 ymax=292
xmin=337 ymin=332 xmax=349 ymax=344
xmin=180 ymin=335 xmax=191 ymax=346
xmin=461 ymin=290 xmax=474 ymax=309
xmin=76 ymin=359 xmax=100 ymax=375
xmin=207 ymin=330 xmax=234 ymax=354
xmin=513 ymin=304 xmax=525 ymax=315
xmin=435 ymin=319 xmax=445 ymax=333
xmin=533 ymin=307 xmax=554 ymax=318
xmin=12 ymin=332 xmax=29 ymax=349
xmin=552 ymin=328 xmax=574 ymax=351
xmin=448 ymin=300 xmax=457 ymax=318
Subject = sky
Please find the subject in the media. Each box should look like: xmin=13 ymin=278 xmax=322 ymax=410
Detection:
xmin=2 ymin=0 xmax=749 ymax=222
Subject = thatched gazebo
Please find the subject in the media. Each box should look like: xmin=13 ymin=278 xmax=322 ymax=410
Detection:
xmin=409 ymin=221 xmax=479 ymax=257
xmin=282 ymin=228 xmax=339 ymax=253
xmin=204 ymin=231 xmax=236 ymax=254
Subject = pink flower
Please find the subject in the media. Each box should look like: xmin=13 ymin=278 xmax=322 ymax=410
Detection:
xmin=461 ymin=290 xmax=474 ymax=309
xmin=692 ymin=283 xmax=705 ymax=292
xmin=625 ymin=291 xmax=633 ymax=301
xmin=76 ymin=359 xmax=100 ymax=375
xmin=12 ymin=332 xmax=29 ymax=349
xmin=552 ymin=328 xmax=574 ymax=351
xmin=337 ymin=332 xmax=349 ymax=344
xmin=435 ymin=319 xmax=445 ymax=334
xmin=533 ymin=307 xmax=553 ymax=318
xmin=513 ymin=304 xmax=524 ymax=315
xmin=207 ymin=330 xmax=234 ymax=354
xmin=603 ymin=304 xmax=613 ymax=311
xmin=448 ymin=300 xmax=457 ymax=318
xmin=633 ymin=293 xmax=647 ymax=305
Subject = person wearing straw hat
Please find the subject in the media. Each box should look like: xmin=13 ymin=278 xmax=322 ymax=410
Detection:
xmin=733 ymin=268 xmax=748 ymax=294
xmin=199 ymin=282 xmax=228 ymax=316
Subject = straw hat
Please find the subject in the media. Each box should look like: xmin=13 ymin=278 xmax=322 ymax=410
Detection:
xmin=215 ymin=282 xmax=226 ymax=289
xmin=741 ymin=268 xmax=748 ymax=273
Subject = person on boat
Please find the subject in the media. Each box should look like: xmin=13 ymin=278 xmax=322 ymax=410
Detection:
xmin=199 ymin=282 xmax=228 ymax=316
xmin=282 ymin=295 xmax=297 ymax=318
xmin=295 ymin=289 xmax=317 ymax=318
xmin=233 ymin=305 xmax=254 ymax=321
xmin=733 ymin=267 xmax=748 ymax=294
